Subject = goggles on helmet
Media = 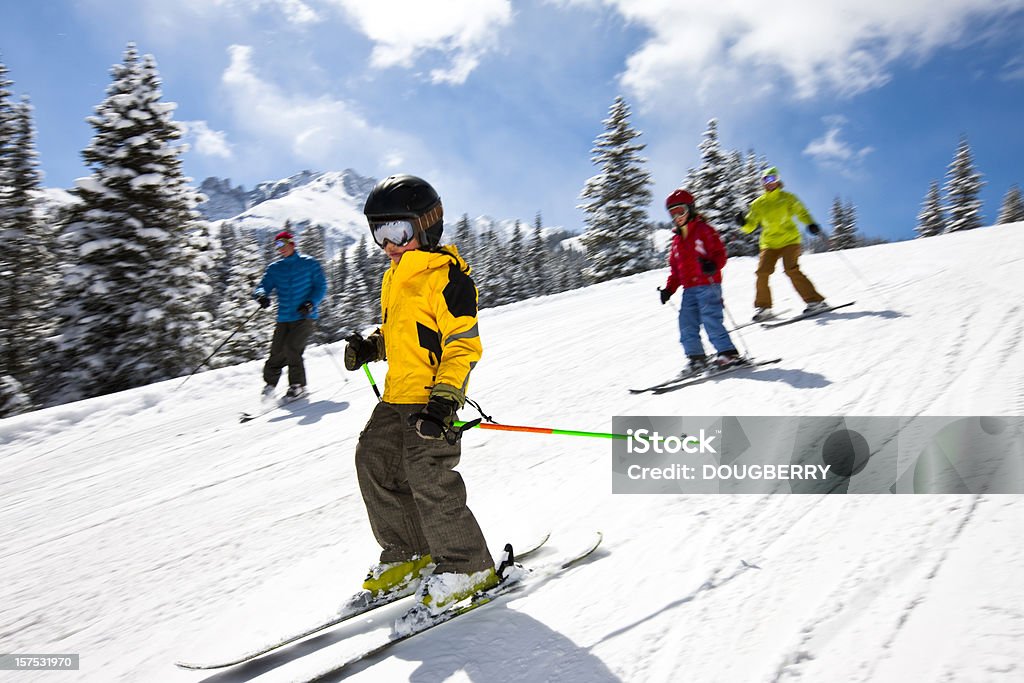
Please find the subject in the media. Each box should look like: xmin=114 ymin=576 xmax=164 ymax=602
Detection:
xmin=762 ymin=174 xmax=779 ymax=185
xmin=370 ymin=219 xmax=417 ymax=248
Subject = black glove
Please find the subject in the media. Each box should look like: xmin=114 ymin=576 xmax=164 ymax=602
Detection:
xmin=408 ymin=395 xmax=458 ymax=441
xmin=699 ymin=258 xmax=717 ymax=275
xmin=256 ymin=295 xmax=270 ymax=309
xmin=344 ymin=333 xmax=380 ymax=371
xmin=298 ymin=300 xmax=313 ymax=315
xmin=807 ymin=223 xmax=822 ymax=235
xmin=659 ymin=287 xmax=672 ymax=305
xmin=734 ymin=211 xmax=746 ymax=226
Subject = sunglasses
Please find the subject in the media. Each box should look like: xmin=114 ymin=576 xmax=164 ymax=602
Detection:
xmin=370 ymin=220 xmax=417 ymax=248
xmin=762 ymin=175 xmax=779 ymax=185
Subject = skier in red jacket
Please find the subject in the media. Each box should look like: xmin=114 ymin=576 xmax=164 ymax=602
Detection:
xmin=659 ymin=189 xmax=744 ymax=375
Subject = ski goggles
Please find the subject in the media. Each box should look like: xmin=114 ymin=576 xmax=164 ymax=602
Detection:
xmin=370 ymin=219 xmax=417 ymax=248
xmin=274 ymin=238 xmax=293 ymax=248
xmin=668 ymin=205 xmax=689 ymax=217
xmin=762 ymin=174 xmax=779 ymax=185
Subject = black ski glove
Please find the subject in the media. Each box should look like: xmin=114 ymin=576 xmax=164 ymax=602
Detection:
xmin=734 ymin=211 xmax=747 ymax=226
xmin=807 ymin=223 xmax=822 ymax=235
xmin=659 ymin=287 xmax=672 ymax=305
xmin=298 ymin=300 xmax=313 ymax=315
xmin=699 ymin=258 xmax=717 ymax=275
xmin=344 ymin=332 xmax=383 ymax=371
xmin=256 ymin=294 xmax=270 ymax=309
xmin=409 ymin=395 xmax=458 ymax=441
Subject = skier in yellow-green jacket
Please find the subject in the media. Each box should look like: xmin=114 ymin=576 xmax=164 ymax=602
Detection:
xmin=737 ymin=166 xmax=828 ymax=322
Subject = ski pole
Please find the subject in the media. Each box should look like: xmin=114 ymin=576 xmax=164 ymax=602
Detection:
xmin=453 ymin=420 xmax=628 ymax=440
xmin=363 ymin=364 xmax=382 ymax=400
xmin=362 ymin=366 xmax=625 ymax=440
xmin=704 ymin=271 xmax=750 ymax=358
xmin=320 ymin=342 xmax=350 ymax=383
xmin=349 ymin=335 xmax=383 ymax=400
xmin=817 ymin=230 xmax=891 ymax=306
xmin=177 ymin=306 xmax=262 ymax=390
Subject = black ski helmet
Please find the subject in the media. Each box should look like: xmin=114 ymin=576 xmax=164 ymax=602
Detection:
xmin=363 ymin=174 xmax=444 ymax=249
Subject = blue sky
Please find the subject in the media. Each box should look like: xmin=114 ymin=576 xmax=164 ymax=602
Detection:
xmin=2 ymin=0 xmax=1022 ymax=242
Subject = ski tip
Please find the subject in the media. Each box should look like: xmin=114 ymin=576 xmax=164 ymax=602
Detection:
xmin=173 ymin=661 xmax=203 ymax=670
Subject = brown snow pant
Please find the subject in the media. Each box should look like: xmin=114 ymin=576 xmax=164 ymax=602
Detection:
xmin=263 ymin=319 xmax=314 ymax=387
xmin=355 ymin=401 xmax=493 ymax=574
xmin=754 ymin=244 xmax=825 ymax=308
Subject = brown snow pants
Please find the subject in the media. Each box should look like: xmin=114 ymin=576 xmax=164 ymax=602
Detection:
xmin=354 ymin=401 xmax=493 ymax=574
xmin=754 ymin=244 xmax=825 ymax=308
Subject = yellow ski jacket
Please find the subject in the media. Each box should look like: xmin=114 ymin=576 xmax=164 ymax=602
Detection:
xmin=379 ymin=245 xmax=481 ymax=405
xmin=740 ymin=188 xmax=815 ymax=250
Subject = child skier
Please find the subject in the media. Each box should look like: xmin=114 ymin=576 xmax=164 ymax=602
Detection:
xmin=659 ymin=189 xmax=743 ymax=376
xmin=343 ymin=174 xmax=496 ymax=618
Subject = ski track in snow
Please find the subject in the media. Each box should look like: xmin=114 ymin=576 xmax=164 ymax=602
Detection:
xmin=2 ymin=225 xmax=1024 ymax=682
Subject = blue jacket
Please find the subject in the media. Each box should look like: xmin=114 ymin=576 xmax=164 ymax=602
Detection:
xmin=254 ymin=252 xmax=328 ymax=322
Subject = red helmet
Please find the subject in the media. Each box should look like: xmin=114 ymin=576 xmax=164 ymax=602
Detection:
xmin=665 ymin=189 xmax=695 ymax=216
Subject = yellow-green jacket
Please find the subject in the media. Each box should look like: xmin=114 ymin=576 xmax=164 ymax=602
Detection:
xmin=741 ymin=188 xmax=815 ymax=250
xmin=379 ymin=245 xmax=481 ymax=405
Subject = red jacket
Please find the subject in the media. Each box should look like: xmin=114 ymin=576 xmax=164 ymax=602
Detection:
xmin=664 ymin=216 xmax=727 ymax=294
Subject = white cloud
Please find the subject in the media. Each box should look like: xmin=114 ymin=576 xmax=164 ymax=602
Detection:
xmin=803 ymin=116 xmax=874 ymax=174
xmin=273 ymin=0 xmax=321 ymax=24
xmin=182 ymin=121 xmax=233 ymax=159
xmin=328 ymin=0 xmax=512 ymax=84
xmin=568 ymin=0 xmax=1024 ymax=106
xmin=220 ymin=44 xmax=424 ymax=171
xmin=180 ymin=0 xmax=321 ymax=25
xmin=1001 ymin=54 xmax=1024 ymax=81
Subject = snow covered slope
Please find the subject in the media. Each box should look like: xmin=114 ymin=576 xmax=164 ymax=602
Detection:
xmin=1 ymin=224 xmax=1023 ymax=682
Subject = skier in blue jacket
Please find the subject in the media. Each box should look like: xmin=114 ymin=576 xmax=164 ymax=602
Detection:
xmin=253 ymin=230 xmax=328 ymax=398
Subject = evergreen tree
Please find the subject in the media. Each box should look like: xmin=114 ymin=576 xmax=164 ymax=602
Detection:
xmin=53 ymin=44 xmax=213 ymax=400
xmin=299 ymin=224 xmax=337 ymax=342
xmin=829 ymin=197 xmax=860 ymax=250
xmin=730 ymin=150 xmax=765 ymax=256
xmin=997 ymin=184 xmax=1024 ymax=224
xmin=560 ymin=247 xmax=587 ymax=293
xmin=0 ymin=60 xmax=13 ymax=174
xmin=943 ymin=135 xmax=985 ymax=232
xmin=528 ymin=211 xmax=548 ymax=297
xmin=579 ymin=96 xmax=654 ymax=283
xmin=300 ymin=222 xmax=327 ymax=264
xmin=0 ymin=375 xmax=31 ymax=416
xmin=916 ymin=181 xmax=946 ymax=238
xmin=475 ymin=221 xmax=503 ymax=307
xmin=4 ymin=98 xmax=56 ymax=386
xmin=209 ymin=222 xmax=266 ymax=367
xmin=348 ymin=235 xmax=379 ymax=332
xmin=0 ymin=60 xmax=12 ymax=176
xmin=686 ymin=120 xmax=739 ymax=229
xmin=680 ymin=128 xmax=760 ymax=257
xmin=454 ymin=213 xmax=476 ymax=263
xmin=507 ymin=220 xmax=525 ymax=302
xmin=1 ymin=83 xmax=56 ymax=413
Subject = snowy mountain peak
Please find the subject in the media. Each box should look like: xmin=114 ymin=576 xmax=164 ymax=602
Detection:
xmin=197 ymin=169 xmax=380 ymax=255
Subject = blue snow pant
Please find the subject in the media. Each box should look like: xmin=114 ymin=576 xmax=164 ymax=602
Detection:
xmin=678 ymin=284 xmax=736 ymax=358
